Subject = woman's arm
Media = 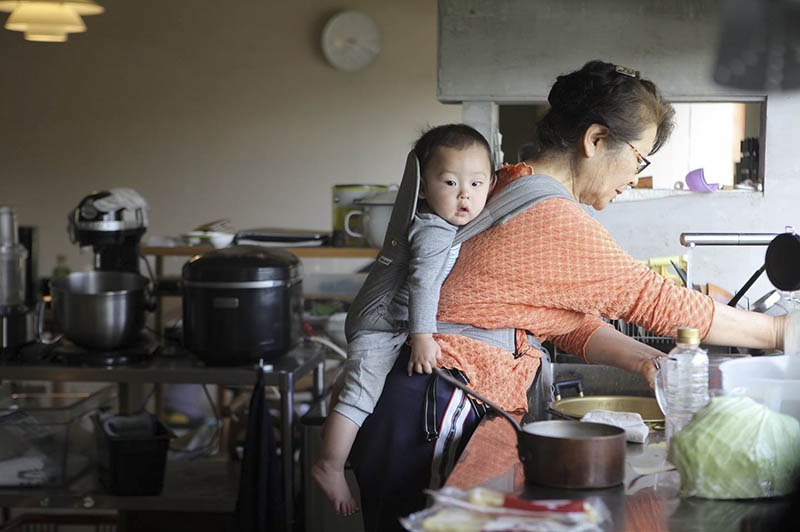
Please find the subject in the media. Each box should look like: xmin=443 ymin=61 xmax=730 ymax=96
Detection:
xmin=704 ymin=301 xmax=785 ymax=350
xmin=584 ymin=303 xmax=789 ymax=390
xmin=583 ymin=325 xmax=665 ymax=389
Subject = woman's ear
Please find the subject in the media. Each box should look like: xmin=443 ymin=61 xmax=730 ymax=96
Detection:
xmin=581 ymin=123 xmax=611 ymax=158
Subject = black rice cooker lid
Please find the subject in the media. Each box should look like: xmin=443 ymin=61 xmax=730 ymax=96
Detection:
xmin=182 ymin=245 xmax=301 ymax=282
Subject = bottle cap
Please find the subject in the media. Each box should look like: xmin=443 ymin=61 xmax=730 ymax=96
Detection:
xmin=676 ymin=327 xmax=700 ymax=344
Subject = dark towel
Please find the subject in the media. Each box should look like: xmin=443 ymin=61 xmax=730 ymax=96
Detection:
xmin=234 ymin=369 xmax=284 ymax=531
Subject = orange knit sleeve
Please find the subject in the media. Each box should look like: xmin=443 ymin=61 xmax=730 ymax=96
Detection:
xmin=550 ymin=315 xmax=612 ymax=361
xmin=534 ymin=199 xmax=715 ymax=343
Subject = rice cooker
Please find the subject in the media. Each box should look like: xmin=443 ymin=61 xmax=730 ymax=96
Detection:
xmin=182 ymin=246 xmax=303 ymax=365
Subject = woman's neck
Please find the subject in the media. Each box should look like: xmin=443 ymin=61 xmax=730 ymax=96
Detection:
xmin=525 ymin=157 xmax=578 ymax=200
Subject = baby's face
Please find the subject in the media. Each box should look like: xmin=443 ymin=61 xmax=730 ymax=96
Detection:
xmin=420 ymin=144 xmax=493 ymax=226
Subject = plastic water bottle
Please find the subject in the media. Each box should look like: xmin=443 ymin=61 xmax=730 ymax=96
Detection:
xmin=662 ymin=327 xmax=709 ymax=441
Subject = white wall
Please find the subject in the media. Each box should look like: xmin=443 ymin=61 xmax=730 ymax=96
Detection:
xmin=441 ymin=0 xmax=800 ymax=300
xmin=0 ymin=0 xmax=459 ymax=275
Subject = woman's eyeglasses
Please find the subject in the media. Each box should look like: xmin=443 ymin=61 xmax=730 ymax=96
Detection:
xmin=626 ymin=142 xmax=651 ymax=175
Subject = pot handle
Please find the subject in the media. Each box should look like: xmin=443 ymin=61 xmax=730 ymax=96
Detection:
xmin=432 ymin=368 xmax=522 ymax=433
xmin=551 ymin=379 xmax=584 ymax=401
xmin=344 ymin=210 xmax=363 ymax=239
xmin=36 ymin=297 xmax=63 ymax=345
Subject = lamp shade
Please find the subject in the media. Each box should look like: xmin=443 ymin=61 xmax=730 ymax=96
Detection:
xmin=25 ymin=28 xmax=67 ymax=41
xmin=5 ymin=3 xmax=86 ymax=33
xmin=0 ymin=0 xmax=103 ymax=16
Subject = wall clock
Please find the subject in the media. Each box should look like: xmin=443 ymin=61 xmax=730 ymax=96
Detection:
xmin=321 ymin=10 xmax=381 ymax=72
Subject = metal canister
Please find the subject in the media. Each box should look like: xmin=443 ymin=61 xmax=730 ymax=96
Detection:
xmin=0 ymin=206 xmax=27 ymax=307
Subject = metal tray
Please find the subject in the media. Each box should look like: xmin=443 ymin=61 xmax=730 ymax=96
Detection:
xmin=548 ymin=395 xmax=664 ymax=428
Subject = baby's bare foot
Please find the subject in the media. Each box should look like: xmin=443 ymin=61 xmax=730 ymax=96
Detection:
xmin=312 ymin=460 xmax=360 ymax=516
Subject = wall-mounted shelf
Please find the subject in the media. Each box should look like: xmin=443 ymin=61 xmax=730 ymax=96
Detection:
xmin=140 ymin=246 xmax=379 ymax=259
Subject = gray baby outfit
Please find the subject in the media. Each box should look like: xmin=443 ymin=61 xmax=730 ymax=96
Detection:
xmin=335 ymin=153 xmax=573 ymax=426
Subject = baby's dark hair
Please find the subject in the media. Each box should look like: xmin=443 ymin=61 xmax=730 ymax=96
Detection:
xmin=412 ymin=124 xmax=493 ymax=178
xmin=532 ymin=60 xmax=674 ymax=160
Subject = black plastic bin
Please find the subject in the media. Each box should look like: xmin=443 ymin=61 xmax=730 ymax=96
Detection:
xmin=94 ymin=414 xmax=172 ymax=496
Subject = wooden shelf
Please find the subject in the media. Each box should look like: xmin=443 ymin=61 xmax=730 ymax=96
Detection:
xmin=140 ymin=246 xmax=378 ymax=259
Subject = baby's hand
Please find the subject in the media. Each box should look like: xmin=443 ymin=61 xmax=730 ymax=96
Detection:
xmin=408 ymin=333 xmax=441 ymax=376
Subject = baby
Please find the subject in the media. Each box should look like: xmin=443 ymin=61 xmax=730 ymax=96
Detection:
xmin=312 ymin=124 xmax=495 ymax=515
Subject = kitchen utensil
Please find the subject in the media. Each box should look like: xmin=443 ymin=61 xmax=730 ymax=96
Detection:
xmin=344 ymin=188 xmax=397 ymax=248
xmin=765 ymin=232 xmax=800 ymax=291
xmin=727 ymin=264 xmax=766 ymax=307
xmin=751 ymin=289 xmax=780 ymax=313
xmin=182 ymin=245 xmax=303 ymax=365
xmin=67 ymin=189 xmax=147 ymax=274
xmin=332 ymin=184 xmax=390 ymax=247
xmin=0 ymin=206 xmax=27 ymax=308
xmin=433 ymin=368 xmax=626 ymax=489
xmin=549 ymin=395 xmax=664 ymax=428
xmin=720 ymin=355 xmax=800 ymax=422
xmin=193 ymin=218 xmax=234 ymax=233
xmin=685 ymin=168 xmax=719 ymax=192
xmin=182 ymin=231 xmax=234 ymax=248
xmin=47 ymin=271 xmax=148 ymax=350
xmin=670 ymin=259 xmax=688 ymax=287
xmin=727 ymin=231 xmax=800 ymax=309
xmin=0 ymin=206 xmax=35 ymax=351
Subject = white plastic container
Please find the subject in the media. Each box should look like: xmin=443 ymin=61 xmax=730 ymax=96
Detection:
xmin=720 ymin=355 xmax=800 ymax=421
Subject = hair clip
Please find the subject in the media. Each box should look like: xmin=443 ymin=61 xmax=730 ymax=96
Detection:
xmin=615 ymin=65 xmax=640 ymax=79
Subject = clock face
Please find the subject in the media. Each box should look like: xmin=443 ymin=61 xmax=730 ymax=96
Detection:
xmin=321 ymin=11 xmax=381 ymax=72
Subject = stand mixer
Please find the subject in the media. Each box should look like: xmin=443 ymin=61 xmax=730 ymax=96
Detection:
xmin=18 ymin=190 xmax=158 ymax=366
xmin=67 ymin=189 xmax=148 ymax=273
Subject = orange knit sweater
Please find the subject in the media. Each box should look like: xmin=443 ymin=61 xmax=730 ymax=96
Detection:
xmin=435 ymin=164 xmax=715 ymax=412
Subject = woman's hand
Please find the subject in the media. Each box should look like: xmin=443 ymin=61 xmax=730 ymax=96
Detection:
xmin=634 ymin=354 xmax=663 ymax=391
xmin=408 ymin=333 xmax=441 ymax=376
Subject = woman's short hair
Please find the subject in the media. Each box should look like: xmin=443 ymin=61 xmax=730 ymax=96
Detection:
xmin=532 ymin=60 xmax=675 ymax=160
xmin=413 ymin=124 xmax=493 ymax=178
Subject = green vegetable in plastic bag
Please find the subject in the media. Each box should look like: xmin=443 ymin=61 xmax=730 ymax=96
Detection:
xmin=668 ymin=395 xmax=800 ymax=499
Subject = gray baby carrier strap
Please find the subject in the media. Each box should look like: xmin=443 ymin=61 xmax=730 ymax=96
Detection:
xmin=437 ymin=171 xmax=574 ymax=353
xmin=434 ymin=322 xmax=544 ymax=357
xmin=453 ymin=172 xmax=574 ymax=245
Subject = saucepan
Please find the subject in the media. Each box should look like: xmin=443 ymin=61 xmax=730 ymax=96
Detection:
xmin=434 ymin=368 xmax=626 ymax=489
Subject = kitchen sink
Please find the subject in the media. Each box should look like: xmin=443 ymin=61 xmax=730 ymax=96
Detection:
xmin=552 ymin=362 xmax=652 ymax=397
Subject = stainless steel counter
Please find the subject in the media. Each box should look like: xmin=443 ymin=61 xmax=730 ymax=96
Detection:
xmin=520 ymin=433 xmax=792 ymax=531
xmin=446 ymin=417 xmax=793 ymax=531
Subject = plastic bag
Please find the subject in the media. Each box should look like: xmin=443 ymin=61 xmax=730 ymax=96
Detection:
xmin=400 ymin=487 xmax=608 ymax=532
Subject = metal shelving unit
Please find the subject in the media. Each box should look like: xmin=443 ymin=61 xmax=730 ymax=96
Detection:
xmin=0 ymin=343 xmax=327 ymax=532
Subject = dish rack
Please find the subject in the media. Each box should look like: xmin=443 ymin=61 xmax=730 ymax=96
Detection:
xmin=548 ymin=318 xmax=674 ymax=361
xmin=611 ymin=319 xmax=674 ymax=353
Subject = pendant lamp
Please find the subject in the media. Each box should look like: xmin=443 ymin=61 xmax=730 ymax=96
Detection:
xmin=0 ymin=0 xmax=104 ymax=42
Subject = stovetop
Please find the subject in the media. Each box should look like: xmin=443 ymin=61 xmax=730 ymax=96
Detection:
xmin=8 ymin=330 xmax=160 ymax=367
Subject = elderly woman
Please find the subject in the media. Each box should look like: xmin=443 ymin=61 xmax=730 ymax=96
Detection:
xmin=348 ymin=60 xmax=786 ymax=532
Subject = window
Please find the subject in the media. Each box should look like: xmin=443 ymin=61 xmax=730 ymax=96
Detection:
xmin=499 ymin=102 xmax=763 ymax=193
